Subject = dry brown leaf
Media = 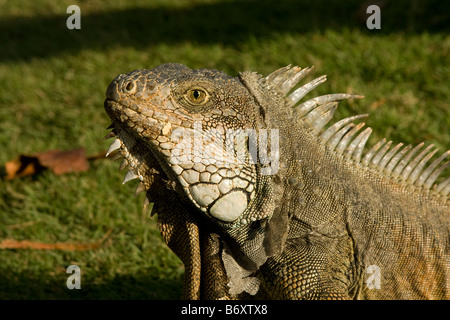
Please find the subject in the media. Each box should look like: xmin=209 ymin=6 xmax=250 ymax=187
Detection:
xmin=5 ymin=147 xmax=90 ymax=179
xmin=5 ymin=157 xmax=41 ymax=179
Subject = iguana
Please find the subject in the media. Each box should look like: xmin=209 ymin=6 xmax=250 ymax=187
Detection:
xmin=103 ymin=63 xmax=449 ymax=300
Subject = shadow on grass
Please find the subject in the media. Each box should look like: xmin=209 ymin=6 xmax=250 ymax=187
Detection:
xmin=0 ymin=270 xmax=183 ymax=299
xmin=1 ymin=0 xmax=449 ymax=62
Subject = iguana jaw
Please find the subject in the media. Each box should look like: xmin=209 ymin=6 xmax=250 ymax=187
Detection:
xmin=103 ymin=100 xmax=172 ymax=198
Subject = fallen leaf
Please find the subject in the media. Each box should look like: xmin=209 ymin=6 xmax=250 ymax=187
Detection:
xmin=5 ymin=157 xmax=40 ymax=179
xmin=5 ymin=147 xmax=90 ymax=179
xmin=34 ymin=147 xmax=89 ymax=175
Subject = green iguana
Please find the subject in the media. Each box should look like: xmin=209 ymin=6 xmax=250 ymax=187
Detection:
xmin=103 ymin=63 xmax=449 ymax=300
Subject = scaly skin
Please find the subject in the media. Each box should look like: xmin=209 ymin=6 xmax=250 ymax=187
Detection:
xmin=104 ymin=63 xmax=449 ymax=299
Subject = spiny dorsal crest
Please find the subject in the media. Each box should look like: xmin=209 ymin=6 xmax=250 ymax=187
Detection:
xmin=258 ymin=65 xmax=450 ymax=197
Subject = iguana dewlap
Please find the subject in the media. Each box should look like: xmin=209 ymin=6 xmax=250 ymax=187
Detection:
xmin=103 ymin=63 xmax=449 ymax=299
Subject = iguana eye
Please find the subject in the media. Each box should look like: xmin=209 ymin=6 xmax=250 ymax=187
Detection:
xmin=185 ymin=88 xmax=209 ymax=105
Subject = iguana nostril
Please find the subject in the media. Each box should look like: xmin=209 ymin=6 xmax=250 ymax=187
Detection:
xmin=123 ymin=81 xmax=136 ymax=93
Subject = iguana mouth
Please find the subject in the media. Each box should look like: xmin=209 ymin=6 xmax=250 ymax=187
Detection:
xmin=103 ymin=99 xmax=176 ymax=198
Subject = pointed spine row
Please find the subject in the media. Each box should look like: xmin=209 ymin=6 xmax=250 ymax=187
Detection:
xmin=104 ymin=126 xmax=147 ymax=195
xmin=261 ymin=65 xmax=450 ymax=196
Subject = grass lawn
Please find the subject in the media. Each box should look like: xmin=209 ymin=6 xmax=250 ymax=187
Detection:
xmin=0 ymin=0 xmax=448 ymax=299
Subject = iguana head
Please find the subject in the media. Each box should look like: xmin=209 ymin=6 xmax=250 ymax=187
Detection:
xmin=104 ymin=63 xmax=274 ymax=227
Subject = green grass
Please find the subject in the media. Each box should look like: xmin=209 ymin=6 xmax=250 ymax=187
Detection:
xmin=0 ymin=0 xmax=448 ymax=299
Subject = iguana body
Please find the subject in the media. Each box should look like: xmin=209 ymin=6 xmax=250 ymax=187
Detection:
xmin=103 ymin=63 xmax=450 ymax=299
